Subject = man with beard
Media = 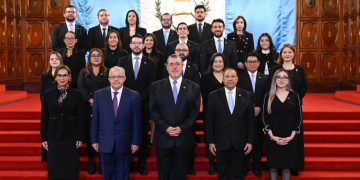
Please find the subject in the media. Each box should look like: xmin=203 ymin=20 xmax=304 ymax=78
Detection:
xmin=52 ymin=5 xmax=87 ymax=51
xmin=173 ymin=43 xmax=200 ymax=85
xmin=188 ymin=5 xmax=213 ymax=48
xmin=153 ymin=13 xmax=178 ymax=57
xmin=117 ymin=34 xmax=157 ymax=176
xmin=200 ymin=19 xmax=237 ymax=74
xmin=167 ymin=22 xmax=201 ymax=68
xmin=87 ymin=9 xmax=118 ymax=50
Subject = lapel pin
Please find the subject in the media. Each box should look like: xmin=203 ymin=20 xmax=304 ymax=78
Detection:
xmin=183 ymin=86 xmax=186 ymax=89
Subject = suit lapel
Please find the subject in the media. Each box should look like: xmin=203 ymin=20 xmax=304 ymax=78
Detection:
xmin=136 ymin=56 xmax=148 ymax=80
xmin=219 ymin=88 xmax=232 ymax=115
xmin=164 ymin=80 xmax=175 ymax=105
xmin=176 ymin=80 xmax=187 ymax=105
xmin=117 ymin=88 xmax=128 ymax=117
xmin=209 ymin=40 xmax=217 ymax=53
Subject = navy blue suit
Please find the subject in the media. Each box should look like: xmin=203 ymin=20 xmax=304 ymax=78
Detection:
xmin=91 ymin=86 xmax=141 ymax=180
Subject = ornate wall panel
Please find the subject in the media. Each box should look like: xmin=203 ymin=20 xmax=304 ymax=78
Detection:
xmin=341 ymin=51 xmax=349 ymax=80
xmin=343 ymin=0 xmax=349 ymax=17
xmin=6 ymin=0 xmax=14 ymax=16
xmin=47 ymin=20 xmax=62 ymax=48
xmin=300 ymin=0 xmax=319 ymax=17
xmin=15 ymin=0 xmax=21 ymax=17
xmin=348 ymin=50 xmax=357 ymax=80
xmin=321 ymin=51 xmax=339 ymax=79
xmin=25 ymin=21 xmax=44 ymax=48
xmin=0 ymin=49 xmax=6 ymax=80
xmin=0 ymin=16 xmax=5 ymax=46
xmin=0 ymin=0 xmax=5 ymax=16
xmin=349 ymin=17 xmax=357 ymax=46
xmin=299 ymin=51 xmax=319 ymax=80
xmin=300 ymin=21 xmax=319 ymax=48
xmin=25 ymin=0 xmax=44 ymax=17
xmin=6 ymin=17 xmax=14 ymax=46
xmin=9 ymin=49 xmax=23 ymax=80
xmin=322 ymin=0 xmax=340 ymax=17
xmin=322 ymin=21 xmax=339 ymax=48
xmin=349 ymin=0 xmax=357 ymax=16
xmin=47 ymin=0 xmax=65 ymax=17
xmin=26 ymin=50 xmax=44 ymax=79
xmin=15 ymin=17 xmax=22 ymax=48
xmin=357 ymin=51 xmax=360 ymax=78
xmin=358 ymin=17 xmax=360 ymax=47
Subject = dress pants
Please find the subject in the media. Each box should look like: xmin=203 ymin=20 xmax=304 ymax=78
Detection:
xmin=100 ymin=151 xmax=131 ymax=180
xmin=156 ymin=147 xmax=192 ymax=180
xmin=249 ymin=116 xmax=263 ymax=170
xmin=217 ymin=147 xmax=247 ymax=180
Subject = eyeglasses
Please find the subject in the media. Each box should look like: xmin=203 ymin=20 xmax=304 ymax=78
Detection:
xmin=64 ymin=37 xmax=75 ymax=40
xmin=65 ymin=11 xmax=76 ymax=14
xmin=57 ymin=74 xmax=69 ymax=78
xmin=131 ymin=42 xmax=142 ymax=45
xmin=109 ymin=75 xmax=125 ymax=80
xmin=167 ymin=62 xmax=182 ymax=67
xmin=175 ymin=49 xmax=189 ymax=52
xmin=275 ymin=76 xmax=289 ymax=80
xmin=161 ymin=19 xmax=172 ymax=21
xmin=246 ymin=60 xmax=259 ymax=64
xmin=91 ymin=54 xmax=101 ymax=58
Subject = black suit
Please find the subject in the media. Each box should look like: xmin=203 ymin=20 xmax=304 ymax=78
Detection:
xmin=183 ymin=61 xmax=200 ymax=85
xmin=153 ymin=29 xmax=178 ymax=56
xmin=118 ymin=55 xmax=157 ymax=171
xmin=118 ymin=27 xmax=147 ymax=52
xmin=227 ymin=31 xmax=254 ymax=64
xmin=40 ymin=88 xmax=85 ymax=179
xmin=150 ymin=78 xmax=200 ymax=180
xmin=57 ymin=48 xmax=86 ymax=88
xmin=87 ymin=25 xmax=118 ymax=50
xmin=167 ymin=40 xmax=200 ymax=67
xmin=188 ymin=22 xmax=213 ymax=48
xmin=238 ymin=71 xmax=268 ymax=171
xmin=201 ymin=38 xmax=238 ymax=74
xmin=206 ymin=87 xmax=255 ymax=179
xmin=52 ymin=23 xmax=87 ymax=51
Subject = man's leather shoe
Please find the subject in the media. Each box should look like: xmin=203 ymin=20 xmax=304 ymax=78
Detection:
xmin=88 ymin=161 xmax=97 ymax=175
xmin=208 ymin=165 xmax=216 ymax=175
xmin=252 ymin=168 xmax=262 ymax=177
xmin=138 ymin=168 xmax=148 ymax=175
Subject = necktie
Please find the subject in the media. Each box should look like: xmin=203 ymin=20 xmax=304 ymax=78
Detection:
xmin=134 ymin=57 xmax=140 ymax=79
xmin=264 ymin=62 xmax=269 ymax=75
xmin=164 ymin=30 xmax=169 ymax=46
xmin=251 ymin=74 xmax=256 ymax=92
xmin=102 ymin=28 xmax=106 ymax=39
xmin=227 ymin=91 xmax=234 ymax=114
xmin=172 ymin=80 xmax=178 ymax=103
xmin=113 ymin=91 xmax=119 ymax=116
xmin=69 ymin=23 xmax=74 ymax=32
xmin=198 ymin=23 xmax=202 ymax=38
xmin=217 ymin=39 xmax=223 ymax=53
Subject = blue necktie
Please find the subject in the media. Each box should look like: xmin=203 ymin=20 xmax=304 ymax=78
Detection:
xmin=164 ymin=30 xmax=169 ymax=46
xmin=227 ymin=91 xmax=234 ymax=114
xmin=134 ymin=57 xmax=140 ymax=79
xmin=251 ymin=74 xmax=256 ymax=92
xmin=217 ymin=39 xmax=223 ymax=53
xmin=172 ymin=80 xmax=178 ymax=103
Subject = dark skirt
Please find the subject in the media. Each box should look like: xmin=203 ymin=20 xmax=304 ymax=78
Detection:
xmin=48 ymin=139 xmax=80 ymax=180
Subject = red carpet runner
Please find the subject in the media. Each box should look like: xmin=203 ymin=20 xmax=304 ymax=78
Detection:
xmin=0 ymin=93 xmax=360 ymax=179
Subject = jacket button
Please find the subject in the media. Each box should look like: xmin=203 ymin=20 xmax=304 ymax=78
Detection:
xmin=60 ymin=113 xmax=64 ymax=116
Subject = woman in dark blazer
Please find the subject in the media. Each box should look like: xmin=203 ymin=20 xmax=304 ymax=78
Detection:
xmin=41 ymin=65 xmax=85 ymax=180
xmin=77 ymin=48 xmax=109 ymax=174
xmin=103 ymin=30 xmax=128 ymax=69
xmin=118 ymin=10 xmax=147 ymax=52
xmin=200 ymin=53 xmax=225 ymax=174
xmin=227 ymin=16 xmax=254 ymax=70
xmin=142 ymin=33 xmax=164 ymax=79
xmin=255 ymin=33 xmax=279 ymax=75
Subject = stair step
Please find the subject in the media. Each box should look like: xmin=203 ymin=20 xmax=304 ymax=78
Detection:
xmin=0 ymin=85 xmax=5 ymax=92
xmin=0 ymin=120 xmax=40 ymax=131
xmin=0 ymin=91 xmax=28 ymax=105
xmin=335 ymin=91 xmax=360 ymax=105
xmin=303 ymin=120 xmax=360 ymax=131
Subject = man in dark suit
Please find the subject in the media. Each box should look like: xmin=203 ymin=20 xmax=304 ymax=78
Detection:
xmin=188 ymin=5 xmax=213 ymax=47
xmin=237 ymin=52 xmax=268 ymax=177
xmin=91 ymin=66 xmax=142 ymax=180
xmin=206 ymin=68 xmax=255 ymax=180
xmin=174 ymin=43 xmax=200 ymax=85
xmin=87 ymin=9 xmax=118 ymax=50
xmin=200 ymin=19 xmax=237 ymax=74
xmin=150 ymin=54 xmax=201 ymax=180
xmin=117 ymin=34 xmax=157 ymax=175
xmin=153 ymin=13 xmax=178 ymax=57
xmin=167 ymin=22 xmax=201 ymax=67
xmin=52 ymin=5 xmax=87 ymax=51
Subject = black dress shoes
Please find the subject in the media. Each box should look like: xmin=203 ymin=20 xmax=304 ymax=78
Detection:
xmin=138 ymin=167 xmax=148 ymax=175
xmin=252 ymin=168 xmax=262 ymax=177
xmin=88 ymin=161 xmax=97 ymax=175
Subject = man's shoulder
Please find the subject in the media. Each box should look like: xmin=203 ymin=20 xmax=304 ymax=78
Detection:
xmin=123 ymin=87 xmax=140 ymax=97
xmin=153 ymin=29 xmax=162 ymax=35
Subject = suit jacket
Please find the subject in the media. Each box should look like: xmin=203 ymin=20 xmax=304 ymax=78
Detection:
xmin=227 ymin=31 xmax=254 ymax=63
xmin=118 ymin=27 xmax=147 ymax=52
xmin=201 ymin=38 xmax=237 ymax=74
xmin=206 ymin=87 xmax=255 ymax=151
xmin=87 ymin=25 xmax=118 ymax=50
xmin=150 ymin=79 xmax=200 ymax=148
xmin=40 ymin=72 xmax=56 ymax=100
xmin=238 ymin=71 xmax=268 ymax=108
xmin=167 ymin=40 xmax=200 ymax=66
xmin=77 ymin=68 xmax=109 ymax=102
xmin=188 ymin=22 xmax=213 ymax=47
xmin=91 ymin=87 xmax=142 ymax=153
xmin=57 ymin=48 xmax=86 ymax=88
xmin=153 ymin=29 xmax=178 ymax=56
xmin=183 ymin=61 xmax=200 ymax=85
xmin=40 ymin=88 xmax=85 ymax=142
xmin=51 ymin=23 xmax=88 ymax=51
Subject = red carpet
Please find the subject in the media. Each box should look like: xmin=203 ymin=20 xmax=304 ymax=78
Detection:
xmin=0 ymin=93 xmax=360 ymax=179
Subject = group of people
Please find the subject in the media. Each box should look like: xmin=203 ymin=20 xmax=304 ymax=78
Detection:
xmin=40 ymin=3 xmax=307 ymax=180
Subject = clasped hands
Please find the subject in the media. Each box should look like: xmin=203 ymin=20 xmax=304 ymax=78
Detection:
xmin=269 ymin=130 xmax=296 ymax=145
xmin=166 ymin=126 xmax=182 ymax=137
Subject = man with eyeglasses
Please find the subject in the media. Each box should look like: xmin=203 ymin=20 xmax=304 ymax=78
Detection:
xmin=167 ymin=22 xmax=201 ymax=67
xmin=52 ymin=5 xmax=87 ymax=51
xmin=87 ymin=9 xmax=118 ymax=50
xmin=153 ymin=13 xmax=178 ymax=56
xmin=91 ymin=66 xmax=142 ymax=180
xmin=150 ymin=54 xmax=200 ymax=180
xmin=238 ymin=51 xmax=269 ymax=177
xmin=117 ymin=34 xmax=157 ymax=176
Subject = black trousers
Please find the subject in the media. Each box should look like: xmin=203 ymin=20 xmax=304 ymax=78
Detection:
xmin=249 ymin=116 xmax=263 ymax=170
xmin=217 ymin=147 xmax=247 ymax=180
xmin=156 ymin=147 xmax=192 ymax=180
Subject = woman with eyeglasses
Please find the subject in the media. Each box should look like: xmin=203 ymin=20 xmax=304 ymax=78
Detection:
xmin=77 ymin=48 xmax=109 ymax=174
xmin=118 ymin=10 xmax=147 ymax=52
xmin=103 ymin=30 xmax=128 ymax=69
xmin=262 ymin=69 xmax=304 ymax=180
xmin=142 ymin=33 xmax=165 ymax=79
xmin=41 ymin=65 xmax=85 ymax=180
xmin=255 ymin=33 xmax=279 ymax=75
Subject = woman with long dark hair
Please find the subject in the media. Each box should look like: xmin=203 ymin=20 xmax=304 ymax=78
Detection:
xmin=142 ymin=33 xmax=164 ymax=79
xmin=255 ymin=33 xmax=279 ymax=75
xmin=103 ymin=30 xmax=128 ymax=69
